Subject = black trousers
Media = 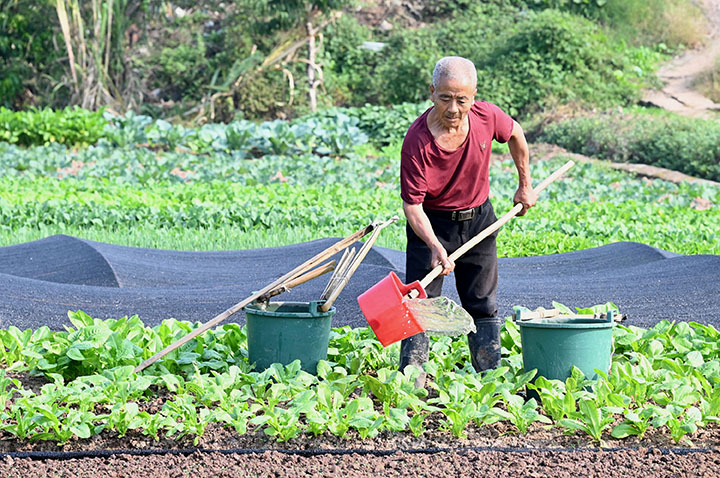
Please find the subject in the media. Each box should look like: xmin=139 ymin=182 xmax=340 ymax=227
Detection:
xmin=400 ymin=199 xmax=501 ymax=372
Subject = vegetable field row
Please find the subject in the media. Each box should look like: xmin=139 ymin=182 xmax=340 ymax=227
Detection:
xmin=1 ymin=308 xmax=718 ymax=446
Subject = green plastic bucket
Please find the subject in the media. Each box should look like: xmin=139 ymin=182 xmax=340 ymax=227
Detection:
xmin=245 ymin=300 xmax=335 ymax=374
xmin=518 ymin=313 xmax=614 ymax=382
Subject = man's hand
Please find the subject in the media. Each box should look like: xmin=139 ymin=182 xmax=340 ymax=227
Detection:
xmin=431 ymin=243 xmax=455 ymax=276
xmin=508 ymin=121 xmax=535 ymax=216
xmin=513 ymin=185 xmax=538 ymax=216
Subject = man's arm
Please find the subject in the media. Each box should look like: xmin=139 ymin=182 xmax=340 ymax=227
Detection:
xmin=507 ymin=120 xmax=537 ymax=216
xmin=403 ymin=201 xmax=454 ymax=276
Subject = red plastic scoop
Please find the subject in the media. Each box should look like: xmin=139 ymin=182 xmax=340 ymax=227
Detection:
xmin=358 ymin=160 xmax=575 ymax=347
xmin=357 ymin=271 xmax=427 ymax=346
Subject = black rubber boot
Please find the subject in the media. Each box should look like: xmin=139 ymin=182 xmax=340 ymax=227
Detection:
xmin=468 ymin=317 xmax=502 ymax=373
xmin=399 ymin=332 xmax=429 ymax=388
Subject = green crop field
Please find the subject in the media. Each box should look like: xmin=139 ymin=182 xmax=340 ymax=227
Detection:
xmin=0 ymin=308 xmax=718 ymax=445
xmin=0 ymin=101 xmax=718 ymax=449
xmin=0 ymin=115 xmax=718 ymax=255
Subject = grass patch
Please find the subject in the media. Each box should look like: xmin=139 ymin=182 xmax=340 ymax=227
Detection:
xmin=0 ymin=225 xmax=408 ymax=252
xmin=599 ymin=0 xmax=708 ymax=49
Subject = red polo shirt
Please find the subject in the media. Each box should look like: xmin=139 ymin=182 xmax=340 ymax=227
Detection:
xmin=400 ymin=101 xmax=514 ymax=210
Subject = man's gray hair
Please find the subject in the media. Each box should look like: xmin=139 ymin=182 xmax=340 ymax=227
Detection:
xmin=432 ymin=56 xmax=477 ymax=89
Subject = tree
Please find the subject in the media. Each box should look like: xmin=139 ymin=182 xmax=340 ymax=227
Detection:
xmin=262 ymin=0 xmax=350 ymax=112
xmin=54 ymin=0 xmax=147 ymax=111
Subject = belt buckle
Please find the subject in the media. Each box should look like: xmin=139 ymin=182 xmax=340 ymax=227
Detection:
xmin=452 ymin=208 xmax=474 ymax=221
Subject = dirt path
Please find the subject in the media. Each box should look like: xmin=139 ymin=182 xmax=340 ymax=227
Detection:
xmin=641 ymin=0 xmax=720 ymax=117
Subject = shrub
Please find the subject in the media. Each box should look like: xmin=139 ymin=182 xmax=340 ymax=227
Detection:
xmin=538 ymin=110 xmax=720 ymax=181
xmin=320 ymin=6 xmax=659 ymax=119
xmin=0 ymin=0 xmax=61 ymax=108
xmin=476 ymin=9 xmax=655 ymax=116
xmin=318 ymin=15 xmax=382 ymax=106
xmin=373 ymin=32 xmax=439 ymax=105
xmin=154 ymin=34 xmax=210 ymax=101
xmin=234 ymin=69 xmax=296 ymax=120
xmin=0 ymin=107 xmax=107 ymax=147
xmin=321 ymin=2 xmax=518 ymax=107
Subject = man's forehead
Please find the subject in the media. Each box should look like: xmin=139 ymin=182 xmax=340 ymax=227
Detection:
xmin=437 ymin=91 xmax=473 ymax=98
xmin=435 ymin=86 xmax=475 ymax=98
xmin=434 ymin=78 xmax=475 ymax=95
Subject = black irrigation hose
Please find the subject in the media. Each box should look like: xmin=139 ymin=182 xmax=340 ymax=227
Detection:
xmin=1 ymin=446 xmax=717 ymax=461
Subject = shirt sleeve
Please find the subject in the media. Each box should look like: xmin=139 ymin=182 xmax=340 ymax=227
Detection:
xmin=489 ymin=103 xmax=514 ymax=143
xmin=400 ymin=140 xmax=426 ymax=205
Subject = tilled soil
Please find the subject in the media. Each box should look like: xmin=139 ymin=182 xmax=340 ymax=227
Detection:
xmin=0 ymin=419 xmax=719 ymax=477
xmin=3 ymin=372 xmax=720 ymax=476
xmin=1 ymin=446 xmax=718 ymax=478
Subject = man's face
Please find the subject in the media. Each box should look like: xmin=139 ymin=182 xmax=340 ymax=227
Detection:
xmin=430 ymin=77 xmax=476 ymax=129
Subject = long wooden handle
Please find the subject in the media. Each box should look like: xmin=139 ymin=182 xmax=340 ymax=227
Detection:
xmin=259 ymin=260 xmax=336 ymax=302
xmin=134 ymin=223 xmax=375 ymax=373
xmin=419 ymin=160 xmax=575 ymax=289
xmin=134 ymin=290 xmax=269 ymax=373
xmin=319 ymin=216 xmax=399 ymax=312
xmin=320 ymin=247 xmax=356 ymax=301
xmin=512 ymin=308 xmax=623 ymax=323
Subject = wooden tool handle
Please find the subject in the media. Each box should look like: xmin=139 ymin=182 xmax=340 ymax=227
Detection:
xmin=134 ymin=292 xmax=261 ymax=374
xmin=320 ymin=248 xmax=352 ymax=300
xmin=319 ymin=216 xmax=398 ymax=312
xmin=133 ymin=222 xmax=375 ymax=373
xmin=513 ymin=308 xmax=623 ymax=323
xmin=259 ymin=260 xmax=336 ymax=302
xmin=419 ymin=160 xmax=575 ymax=289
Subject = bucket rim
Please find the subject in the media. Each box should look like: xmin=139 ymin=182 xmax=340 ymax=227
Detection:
xmin=245 ymin=300 xmax=336 ymax=318
xmin=517 ymin=318 xmax=615 ymax=329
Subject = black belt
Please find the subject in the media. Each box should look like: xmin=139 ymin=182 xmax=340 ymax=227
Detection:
xmin=424 ymin=205 xmax=481 ymax=221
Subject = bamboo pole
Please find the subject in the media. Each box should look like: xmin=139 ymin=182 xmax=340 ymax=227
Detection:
xmin=258 ymin=260 xmax=336 ymax=303
xmin=319 ymin=216 xmax=398 ymax=312
xmin=134 ymin=223 xmax=375 ymax=373
xmin=321 ymin=247 xmax=356 ymax=301
xmin=56 ymin=0 xmax=77 ymax=87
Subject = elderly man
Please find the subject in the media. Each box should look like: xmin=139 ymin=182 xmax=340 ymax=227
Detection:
xmin=400 ymin=56 xmax=537 ymax=383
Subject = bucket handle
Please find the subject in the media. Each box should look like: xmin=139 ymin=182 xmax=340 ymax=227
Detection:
xmin=400 ymin=279 xmax=427 ymax=300
xmin=513 ymin=306 xmax=616 ymax=323
xmin=309 ymin=300 xmax=328 ymax=316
